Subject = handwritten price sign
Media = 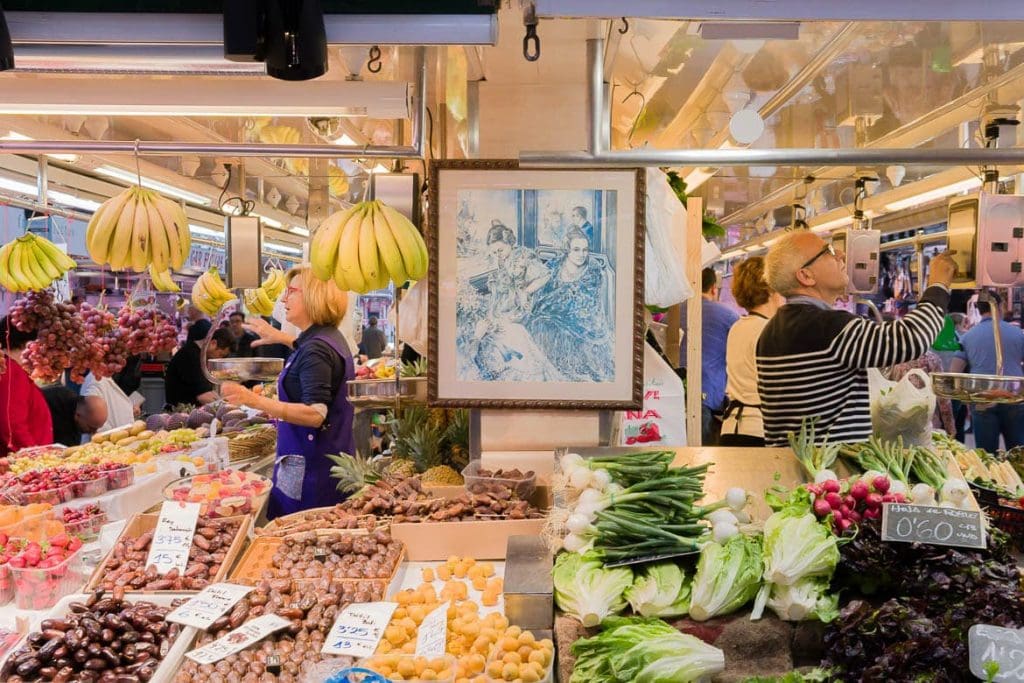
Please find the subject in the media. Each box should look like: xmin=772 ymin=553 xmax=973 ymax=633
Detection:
xmin=186 ymin=614 xmax=291 ymax=665
xmin=321 ymin=602 xmax=398 ymax=657
xmin=167 ymin=583 xmax=253 ymax=630
xmin=881 ymin=503 xmax=985 ymax=549
xmin=146 ymin=501 xmax=201 ymax=575
xmin=970 ymin=625 xmax=1024 ymax=681
xmin=415 ymin=603 xmax=448 ymax=658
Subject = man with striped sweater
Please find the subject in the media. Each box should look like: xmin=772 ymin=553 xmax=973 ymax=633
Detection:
xmin=756 ymin=231 xmax=957 ymax=446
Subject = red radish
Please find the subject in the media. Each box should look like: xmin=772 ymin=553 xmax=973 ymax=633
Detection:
xmin=864 ymin=507 xmax=881 ymax=520
xmin=873 ymin=476 xmax=891 ymax=494
xmin=831 ymin=508 xmax=845 ymax=522
xmin=825 ymin=492 xmax=843 ymax=509
xmin=807 ymin=484 xmax=823 ymax=496
xmin=843 ymin=494 xmax=857 ymax=509
xmin=836 ymin=518 xmax=853 ymax=534
xmin=822 ymin=479 xmax=841 ymax=494
xmin=849 ymin=481 xmax=869 ymax=501
xmin=865 ymin=492 xmax=883 ymax=509
xmin=881 ymin=493 xmax=898 ymax=503
xmin=893 ymin=493 xmax=907 ymax=503
xmin=846 ymin=509 xmax=862 ymax=524
xmin=813 ymin=499 xmax=832 ymax=517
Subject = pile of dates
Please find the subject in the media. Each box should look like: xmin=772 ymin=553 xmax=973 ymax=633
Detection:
xmin=98 ymin=519 xmax=241 ymax=591
xmin=263 ymin=529 xmax=402 ymax=582
xmin=2 ymin=587 xmax=186 ymax=682
xmin=175 ymin=578 xmax=381 ymax=683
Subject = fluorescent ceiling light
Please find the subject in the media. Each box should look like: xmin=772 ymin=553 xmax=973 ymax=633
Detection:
xmin=189 ymin=224 xmax=223 ymax=239
xmin=1 ymin=131 xmax=78 ymax=162
xmin=0 ymin=174 xmax=100 ymax=212
xmin=811 ymin=216 xmax=854 ymax=233
xmin=252 ymin=213 xmax=282 ymax=229
xmin=884 ymin=177 xmax=983 ymax=212
xmin=289 ymin=226 xmax=310 ymax=237
xmin=265 ymin=242 xmax=303 ymax=256
xmin=95 ymin=165 xmax=212 ymax=206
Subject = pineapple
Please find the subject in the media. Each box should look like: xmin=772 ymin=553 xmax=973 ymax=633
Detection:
xmin=401 ymin=357 xmax=428 ymax=378
xmin=383 ymin=458 xmax=418 ymax=479
xmin=387 ymin=405 xmax=470 ymax=481
xmin=421 ymin=465 xmax=464 ymax=485
xmin=326 ymin=452 xmax=383 ymax=495
xmin=444 ymin=409 xmax=470 ymax=471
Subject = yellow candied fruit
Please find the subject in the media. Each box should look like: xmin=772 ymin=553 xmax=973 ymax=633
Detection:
xmin=502 ymin=652 xmax=523 ymax=666
xmin=447 ymin=555 xmax=461 ymax=566
xmin=500 ymin=636 xmax=519 ymax=653
xmin=517 ymin=646 xmax=534 ymax=662
xmin=453 ymin=562 xmax=469 ymax=579
xmin=465 ymin=652 xmax=487 ymax=674
xmin=422 ymin=567 xmax=435 ymax=582
xmin=539 ymin=638 xmax=553 ymax=650
xmin=480 ymin=562 xmax=495 ymax=578
xmin=521 ymin=668 xmax=541 ymax=683
xmin=527 ymin=649 xmax=547 ymax=667
xmin=486 ymin=661 xmax=505 ymax=678
xmin=397 ymin=659 xmax=417 ymax=677
xmin=472 ymin=575 xmax=487 ymax=591
xmin=401 ymin=641 xmax=417 ymax=654
xmin=505 ymin=626 xmax=522 ymax=639
xmin=481 ymin=592 xmax=499 ymax=607
xmin=518 ymin=631 xmax=536 ymax=645
xmin=408 ymin=604 xmax=426 ymax=623
xmin=502 ymin=662 xmax=519 ymax=681
xmin=437 ymin=566 xmax=452 ymax=581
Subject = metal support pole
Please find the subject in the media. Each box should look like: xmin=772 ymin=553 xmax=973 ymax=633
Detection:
xmin=36 ymin=156 xmax=47 ymax=207
xmin=586 ymin=38 xmax=605 ymax=155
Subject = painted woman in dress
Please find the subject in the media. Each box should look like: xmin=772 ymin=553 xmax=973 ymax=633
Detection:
xmin=528 ymin=228 xmax=614 ymax=382
xmin=473 ymin=221 xmax=562 ymax=381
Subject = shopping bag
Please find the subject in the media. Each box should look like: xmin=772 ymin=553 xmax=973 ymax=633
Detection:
xmin=396 ymin=279 xmax=428 ymax=357
xmin=869 ymin=367 xmax=936 ymax=446
xmin=614 ymin=343 xmax=687 ymax=447
xmin=644 ymin=168 xmax=694 ymax=308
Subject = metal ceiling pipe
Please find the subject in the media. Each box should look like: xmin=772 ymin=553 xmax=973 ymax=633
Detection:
xmin=520 ymin=147 xmax=1024 ymax=167
xmin=587 ymin=38 xmax=605 ymax=154
xmin=11 ymin=43 xmax=267 ymax=74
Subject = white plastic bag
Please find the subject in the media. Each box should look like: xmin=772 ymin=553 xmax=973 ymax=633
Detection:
xmin=395 ymin=278 xmax=428 ymax=357
xmin=869 ymin=367 xmax=936 ymax=446
xmin=644 ymin=168 xmax=694 ymax=308
xmin=613 ymin=343 xmax=687 ymax=447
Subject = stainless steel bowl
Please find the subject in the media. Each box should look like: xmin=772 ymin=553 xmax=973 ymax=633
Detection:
xmin=207 ymin=357 xmax=284 ymax=382
xmin=931 ymin=372 xmax=1024 ymax=404
xmin=347 ymin=377 xmax=427 ymax=406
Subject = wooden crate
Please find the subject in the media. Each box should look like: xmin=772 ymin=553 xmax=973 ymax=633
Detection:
xmin=86 ymin=512 xmax=252 ymax=592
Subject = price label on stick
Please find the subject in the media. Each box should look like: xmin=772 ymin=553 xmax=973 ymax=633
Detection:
xmin=969 ymin=625 xmax=1024 ymax=681
xmin=185 ymin=614 xmax=291 ymax=665
xmin=146 ymin=501 xmax=201 ymax=575
xmin=321 ymin=602 xmax=398 ymax=658
xmin=415 ymin=603 xmax=448 ymax=658
xmin=881 ymin=502 xmax=985 ymax=549
xmin=167 ymin=583 xmax=253 ymax=630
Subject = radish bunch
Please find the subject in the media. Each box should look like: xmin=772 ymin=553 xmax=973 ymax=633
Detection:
xmin=806 ymin=474 xmax=907 ymax=535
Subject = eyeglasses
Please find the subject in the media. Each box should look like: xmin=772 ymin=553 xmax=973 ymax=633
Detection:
xmin=801 ymin=243 xmax=838 ymax=270
xmin=285 ymin=285 xmax=301 ymax=297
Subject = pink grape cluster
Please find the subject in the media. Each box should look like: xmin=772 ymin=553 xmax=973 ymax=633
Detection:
xmin=116 ymin=305 xmax=178 ymax=356
xmin=11 ymin=291 xmax=98 ymax=383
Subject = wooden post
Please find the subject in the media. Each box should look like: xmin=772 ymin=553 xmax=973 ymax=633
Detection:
xmin=685 ymin=198 xmax=704 ymax=447
xmin=665 ymin=305 xmax=681 ymax=367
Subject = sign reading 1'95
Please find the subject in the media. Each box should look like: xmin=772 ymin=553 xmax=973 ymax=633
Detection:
xmin=881 ymin=502 xmax=986 ymax=549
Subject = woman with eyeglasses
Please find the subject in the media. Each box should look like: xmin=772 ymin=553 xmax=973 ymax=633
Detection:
xmin=756 ymin=231 xmax=958 ymax=447
xmin=220 ymin=266 xmax=355 ymax=518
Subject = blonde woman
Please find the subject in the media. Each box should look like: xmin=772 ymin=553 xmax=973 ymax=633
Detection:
xmin=221 ymin=266 xmax=354 ymax=518
xmin=720 ymin=257 xmax=785 ymax=446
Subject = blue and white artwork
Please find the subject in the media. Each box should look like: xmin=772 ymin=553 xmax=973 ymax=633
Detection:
xmin=454 ymin=188 xmax=617 ymax=384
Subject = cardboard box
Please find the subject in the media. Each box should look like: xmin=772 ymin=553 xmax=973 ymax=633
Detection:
xmin=390 ymin=486 xmax=551 ymax=561
xmin=87 ymin=513 xmax=251 ymax=592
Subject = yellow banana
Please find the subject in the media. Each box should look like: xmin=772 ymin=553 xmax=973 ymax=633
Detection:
xmin=145 ymin=196 xmax=171 ymax=273
xmin=87 ymin=188 xmax=133 ymax=265
xmin=190 ymin=275 xmax=220 ymax=315
xmin=33 ymin=235 xmax=76 ymax=272
xmin=20 ymin=240 xmax=47 ymax=289
xmin=371 ymin=200 xmax=409 ymax=286
xmin=310 ymin=205 xmax=354 ymax=281
xmin=205 ymin=267 xmax=233 ymax=301
xmin=358 ymin=204 xmax=382 ymax=289
xmin=159 ymin=197 xmax=192 ymax=270
xmin=0 ymin=242 xmax=20 ymax=291
xmin=336 ymin=205 xmax=367 ymax=293
xmin=149 ymin=264 xmax=180 ymax=292
xmin=130 ymin=193 xmax=151 ymax=272
xmin=262 ymin=268 xmax=285 ymax=300
xmin=29 ymin=239 xmax=62 ymax=283
xmin=253 ymin=286 xmax=274 ymax=315
xmin=151 ymin=196 xmax=181 ymax=271
xmin=379 ymin=203 xmax=427 ymax=280
xmin=5 ymin=241 xmax=31 ymax=291
xmin=108 ymin=190 xmax=140 ymax=271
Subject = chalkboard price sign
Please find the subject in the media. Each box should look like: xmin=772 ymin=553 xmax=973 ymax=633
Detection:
xmin=969 ymin=625 xmax=1024 ymax=682
xmin=881 ymin=502 xmax=985 ymax=549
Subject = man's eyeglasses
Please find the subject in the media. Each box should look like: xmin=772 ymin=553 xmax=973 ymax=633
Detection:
xmin=801 ymin=243 xmax=838 ymax=270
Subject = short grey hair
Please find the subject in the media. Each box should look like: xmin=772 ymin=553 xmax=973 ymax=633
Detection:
xmin=764 ymin=230 xmax=811 ymax=297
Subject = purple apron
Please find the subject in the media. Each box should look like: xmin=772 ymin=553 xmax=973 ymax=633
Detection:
xmin=268 ymin=332 xmax=355 ymax=519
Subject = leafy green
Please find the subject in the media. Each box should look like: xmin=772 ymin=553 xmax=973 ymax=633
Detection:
xmin=689 ymin=533 xmax=763 ymax=621
xmin=554 ymin=552 xmax=633 ymax=627
xmin=766 ymin=577 xmax=839 ymax=623
xmin=571 ymin=617 xmax=725 ymax=683
xmin=762 ymin=511 xmax=839 ymax=587
xmin=742 ymin=670 xmax=832 ymax=683
xmin=624 ymin=562 xmax=691 ymax=618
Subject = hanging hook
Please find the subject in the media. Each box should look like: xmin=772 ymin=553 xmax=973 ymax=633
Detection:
xmin=133 ymin=139 xmax=143 ymax=188
xmin=522 ymin=2 xmax=540 ymax=62
xmin=367 ymin=45 xmax=383 ymax=74
xmin=618 ymin=17 xmax=629 ymax=35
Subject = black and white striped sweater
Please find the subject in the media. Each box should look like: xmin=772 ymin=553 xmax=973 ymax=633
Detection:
xmin=756 ymin=287 xmax=950 ymax=446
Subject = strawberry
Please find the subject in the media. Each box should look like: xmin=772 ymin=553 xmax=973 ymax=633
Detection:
xmin=49 ymin=533 xmax=69 ymax=549
xmin=8 ymin=556 xmax=25 ymax=569
xmin=67 ymin=537 xmax=83 ymax=552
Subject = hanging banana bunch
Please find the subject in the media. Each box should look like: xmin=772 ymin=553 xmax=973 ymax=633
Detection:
xmin=0 ymin=233 xmax=77 ymax=292
xmin=149 ymin=264 xmax=181 ymax=293
xmin=242 ymin=268 xmax=286 ymax=317
xmin=85 ymin=186 xmax=192 ymax=274
xmin=311 ymin=199 xmax=428 ymax=294
xmin=191 ymin=267 xmax=234 ymax=316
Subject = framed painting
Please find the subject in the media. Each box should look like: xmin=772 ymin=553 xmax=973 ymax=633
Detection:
xmin=427 ymin=159 xmax=645 ymax=409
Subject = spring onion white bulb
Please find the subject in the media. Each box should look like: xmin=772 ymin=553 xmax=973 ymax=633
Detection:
xmin=562 ymin=452 xmax=584 ymax=470
xmin=733 ymin=509 xmax=751 ymax=524
xmin=940 ymin=480 xmax=969 ymax=505
xmin=889 ymin=480 xmax=908 ymax=496
xmin=814 ymin=469 xmax=839 ymax=484
xmin=566 ymin=513 xmax=592 ymax=534
xmin=563 ymin=533 xmax=589 ymax=553
xmin=591 ymin=469 xmax=612 ymax=490
xmin=712 ymin=522 xmax=739 ymax=544
xmin=574 ymin=502 xmax=598 ymax=520
xmin=726 ymin=487 xmax=748 ymax=511
xmin=708 ymin=509 xmax=739 ymax=526
xmin=570 ymin=466 xmax=594 ymax=490
xmin=910 ymin=483 xmax=937 ymax=506
xmin=578 ymin=488 xmax=603 ymax=506
xmin=861 ymin=469 xmax=885 ymax=484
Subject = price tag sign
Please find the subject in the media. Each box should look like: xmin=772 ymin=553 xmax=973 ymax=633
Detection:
xmin=881 ymin=502 xmax=985 ymax=549
xmin=969 ymin=625 xmax=1024 ymax=681
xmin=321 ymin=602 xmax=398 ymax=658
xmin=415 ymin=603 xmax=448 ymax=658
xmin=186 ymin=614 xmax=291 ymax=665
xmin=167 ymin=583 xmax=253 ymax=630
xmin=146 ymin=501 xmax=202 ymax=575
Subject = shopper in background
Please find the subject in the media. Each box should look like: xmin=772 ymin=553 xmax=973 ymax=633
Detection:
xmin=0 ymin=316 xmax=53 ymax=455
xmin=360 ymin=316 xmax=387 ymax=360
xmin=164 ymin=322 xmax=234 ymax=407
xmin=221 ymin=266 xmax=355 ymax=519
xmin=228 ymin=311 xmax=260 ymax=358
xmin=950 ymin=294 xmax=1024 ymax=451
xmin=720 ymin=257 xmax=785 ymax=446
xmin=42 ymin=384 xmax=107 ymax=446
xmin=679 ymin=267 xmax=740 ymax=445
xmin=757 ymin=231 xmax=956 ymax=446
xmin=80 ymin=371 xmax=137 ymax=433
